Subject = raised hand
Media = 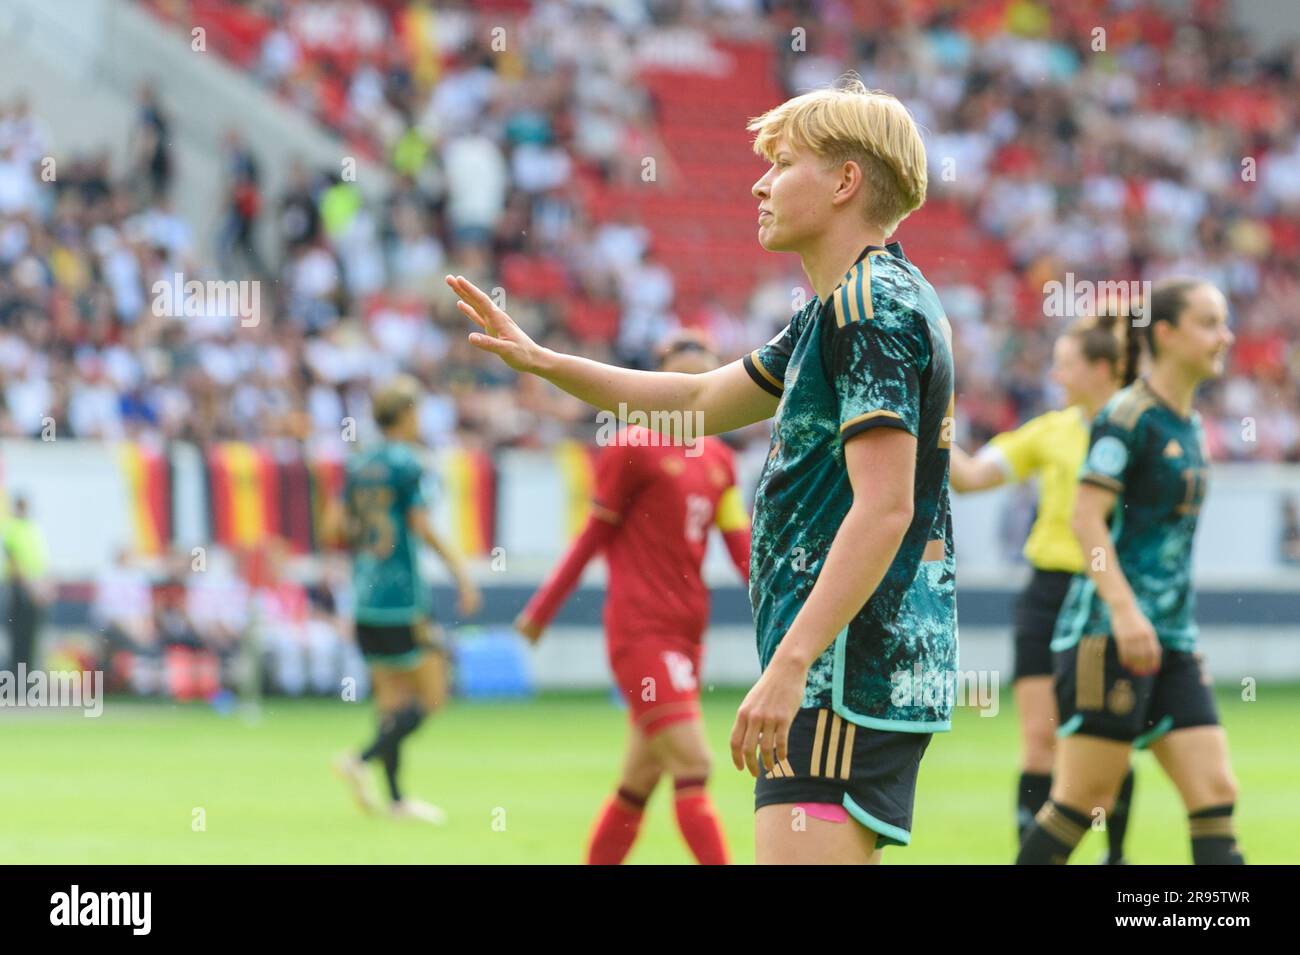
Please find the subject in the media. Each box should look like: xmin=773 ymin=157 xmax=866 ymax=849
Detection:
xmin=445 ymin=274 xmax=546 ymax=374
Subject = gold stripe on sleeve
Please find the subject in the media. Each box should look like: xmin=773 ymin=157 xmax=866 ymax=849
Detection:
xmin=840 ymin=409 xmax=903 ymax=432
xmin=748 ymin=351 xmax=782 ymax=391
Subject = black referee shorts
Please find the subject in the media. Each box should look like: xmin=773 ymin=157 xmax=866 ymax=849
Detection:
xmin=1012 ymin=569 xmax=1075 ymax=681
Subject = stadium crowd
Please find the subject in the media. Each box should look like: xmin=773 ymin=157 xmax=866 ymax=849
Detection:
xmin=1 ymin=0 xmax=1297 ymax=462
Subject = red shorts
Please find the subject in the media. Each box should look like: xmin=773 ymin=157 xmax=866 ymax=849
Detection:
xmin=609 ymin=642 xmax=702 ymax=737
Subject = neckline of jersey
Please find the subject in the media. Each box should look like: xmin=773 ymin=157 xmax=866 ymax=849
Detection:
xmin=818 ymin=241 xmax=907 ymax=310
xmin=1137 ymin=376 xmax=1195 ymax=424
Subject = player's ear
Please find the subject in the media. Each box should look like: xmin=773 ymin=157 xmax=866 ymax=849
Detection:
xmin=832 ymin=159 xmax=864 ymax=208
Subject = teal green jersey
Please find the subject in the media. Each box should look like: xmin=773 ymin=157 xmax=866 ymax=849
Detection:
xmin=741 ymin=243 xmax=958 ymax=732
xmin=1053 ymin=378 xmax=1209 ymax=652
xmin=345 ymin=441 xmax=432 ymax=625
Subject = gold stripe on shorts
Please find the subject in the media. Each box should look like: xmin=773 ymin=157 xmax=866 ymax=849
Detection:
xmin=823 ymin=714 xmax=842 ymax=779
xmin=838 ymin=722 xmax=856 ymax=780
xmin=1077 ymin=635 xmax=1108 ymax=711
xmin=809 ymin=709 xmax=828 ymax=777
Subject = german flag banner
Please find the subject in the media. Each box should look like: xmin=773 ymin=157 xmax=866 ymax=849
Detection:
xmin=196 ymin=446 xmax=498 ymax=556
xmin=207 ymin=443 xmax=277 ymax=549
xmin=308 ymin=456 xmax=346 ymax=550
xmin=554 ymin=439 xmax=597 ymax=540
xmin=116 ymin=443 xmax=172 ymax=555
xmin=438 ymin=448 xmax=495 ymax=557
xmin=278 ymin=454 xmax=314 ymax=554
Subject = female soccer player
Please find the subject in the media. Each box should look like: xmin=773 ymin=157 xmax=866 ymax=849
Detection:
xmin=1017 ymin=278 xmax=1245 ymax=864
xmin=332 ymin=376 xmax=482 ymax=823
xmin=515 ymin=332 xmax=751 ymax=865
xmin=449 ymin=77 xmax=955 ymax=864
xmin=950 ymin=313 xmax=1139 ymax=861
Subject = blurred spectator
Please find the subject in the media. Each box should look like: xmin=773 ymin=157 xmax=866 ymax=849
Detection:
xmin=2 ymin=495 xmax=50 ymax=670
xmin=217 ymin=129 xmax=267 ymax=278
xmin=129 ymin=82 xmax=173 ymax=204
xmin=0 ymin=0 xmax=1296 ymax=463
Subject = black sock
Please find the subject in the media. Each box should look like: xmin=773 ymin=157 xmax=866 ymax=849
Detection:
xmin=1016 ymin=800 xmax=1090 ymax=865
xmin=1017 ymin=772 xmax=1052 ymax=843
xmin=1189 ymin=804 xmax=1244 ymax=864
xmin=1106 ymin=768 xmax=1135 ymax=862
xmin=382 ymin=739 xmax=403 ymax=802
xmin=359 ymin=703 xmax=426 ymax=801
xmin=360 ymin=714 xmax=396 ymax=763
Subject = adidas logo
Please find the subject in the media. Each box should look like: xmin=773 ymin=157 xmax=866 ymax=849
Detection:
xmin=1163 ymin=439 xmax=1183 ymax=458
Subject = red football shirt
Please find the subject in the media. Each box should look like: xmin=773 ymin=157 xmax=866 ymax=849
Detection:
xmin=596 ymin=428 xmax=746 ymax=649
xmin=521 ymin=426 xmax=750 ymax=654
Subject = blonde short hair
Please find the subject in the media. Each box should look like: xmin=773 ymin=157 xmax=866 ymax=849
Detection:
xmin=748 ymin=75 xmax=927 ymax=235
xmin=372 ymin=375 xmax=421 ymax=429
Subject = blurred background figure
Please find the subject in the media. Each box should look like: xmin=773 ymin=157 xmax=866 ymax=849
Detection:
xmin=2 ymin=495 xmax=50 ymax=672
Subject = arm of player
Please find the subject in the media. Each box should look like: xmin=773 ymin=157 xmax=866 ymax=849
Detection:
xmin=446 ymin=275 xmax=777 ymax=435
xmin=516 ymin=514 xmax=618 ymax=643
xmin=952 ymin=414 xmax=1045 ymax=493
xmin=1071 ymin=483 xmax=1160 ymax=676
xmin=949 ymin=443 xmax=1010 ymax=493
xmin=409 ymin=508 xmax=482 ymax=619
xmin=318 ymin=497 xmax=350 ymax=551
xmin=729 ymin=428 xmax=915 ymax=777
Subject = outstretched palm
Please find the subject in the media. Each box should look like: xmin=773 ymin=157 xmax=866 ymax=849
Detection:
xmin=444 ymin=274 xmax=542 ymax=374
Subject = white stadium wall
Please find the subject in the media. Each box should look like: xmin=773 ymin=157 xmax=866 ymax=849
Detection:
xmin=4 ymin=439 xmax=1298 ymax=686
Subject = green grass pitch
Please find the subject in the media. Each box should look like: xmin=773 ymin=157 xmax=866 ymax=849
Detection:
xmin=1 ymin=684 xmax=1295 ymax=863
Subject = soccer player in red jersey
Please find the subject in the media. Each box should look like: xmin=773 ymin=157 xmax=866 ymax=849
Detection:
xmin=515 ymin=331 xmax=751 ymax=865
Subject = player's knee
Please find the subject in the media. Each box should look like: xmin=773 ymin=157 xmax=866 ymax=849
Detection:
xmin=1023 ymin=733 xmax=1056 ymax=774
xmin=1052 ymin=780 xmax=1115 ymax=816
xmin=622 ymin=765 xmax=662 ymax=798
xmin=1200 ymin=771 xmax=1238 ymax=808
xmin=419 ymin=686 xmax=444 ymax=713
xmin=652 ymin=732 xmax=710 ymax=779
xmin=669 ymin=750 xmax=711 ymax=781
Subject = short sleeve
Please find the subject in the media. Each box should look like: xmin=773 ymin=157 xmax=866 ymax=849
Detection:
xmin=743 ymin=322 xmax=796 ymax=397
xmin=1079 ymin=411 xmax=1139 ymax=494
xmin=401 ymin=458 xmax=428 ymax=512
xmin=591 ymin=440 xmax=645 ymax=524
xmin=833 ymin=318 xmax=928 ymax=442
xmin=988 ymin=413 xmax=1049 ymax=482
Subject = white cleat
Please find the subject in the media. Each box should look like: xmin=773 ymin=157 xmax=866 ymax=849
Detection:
xmin=333 ymin=754 xmax=380 ymax=815
xmin=390 ymin=797 xmax=447 ymax=826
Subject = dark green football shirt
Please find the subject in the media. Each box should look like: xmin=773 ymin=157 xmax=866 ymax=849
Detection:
xmin=742 ymin=242 xmax=958 ymax=732
xmin=1052 ymin=378 xmax=1209 ymax=652
xmin=345 ymin=441 xmax=432 ymax=625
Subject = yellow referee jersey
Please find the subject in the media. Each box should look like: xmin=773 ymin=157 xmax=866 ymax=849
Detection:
xmin=987 ymin=405 xmax=1090 ymax=573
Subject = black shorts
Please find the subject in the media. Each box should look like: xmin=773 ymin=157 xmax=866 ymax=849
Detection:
xmin=753 ymin=707 xmax=932 ymax=848
xmin=355 ymin=619 xmax=445 ymax=668
xmin=1054 ymin=636 xmax=1219 ymax=748
xmin=1012 ymin=569 xmax=1074 ymax=680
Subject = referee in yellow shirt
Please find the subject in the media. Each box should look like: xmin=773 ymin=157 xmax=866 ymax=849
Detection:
xmin=3 ymin=495 xmax=51 ymax=672
xmin=952 ymin=314 xmax=1139 ymax=862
